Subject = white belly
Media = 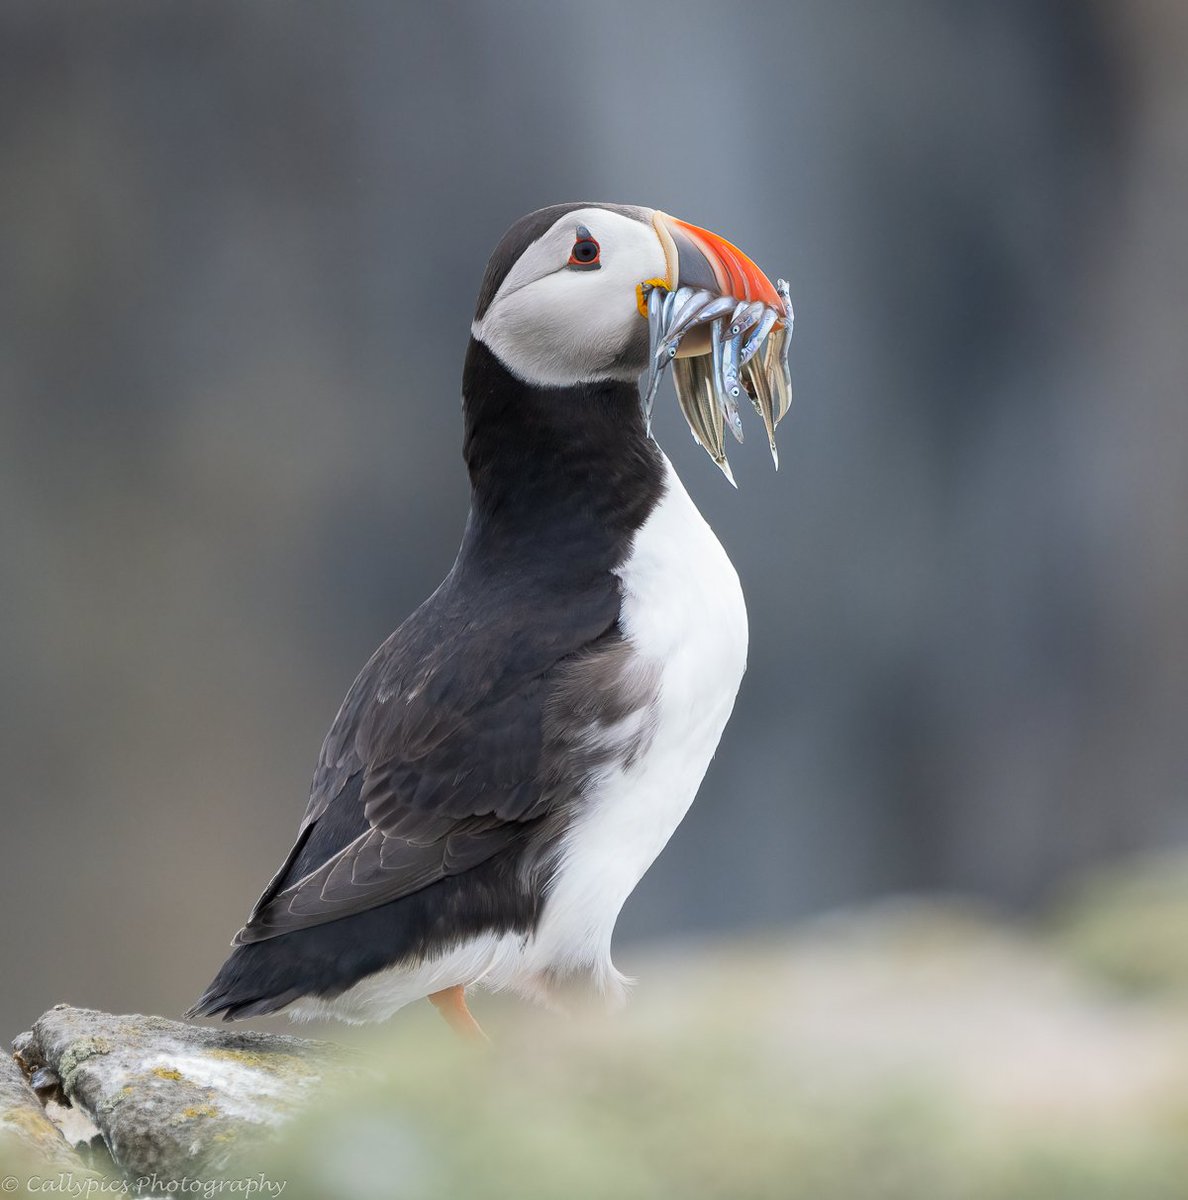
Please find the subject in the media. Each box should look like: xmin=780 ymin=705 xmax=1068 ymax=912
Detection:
xmin=288 ymin=457 xmax=747 ymax=1023
xmin=488 ymin=454 xmax=748 ymax=1003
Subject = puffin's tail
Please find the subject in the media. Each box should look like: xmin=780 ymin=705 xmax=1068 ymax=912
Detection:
xmin=185 ymin=942 xmax=307 ymax=1022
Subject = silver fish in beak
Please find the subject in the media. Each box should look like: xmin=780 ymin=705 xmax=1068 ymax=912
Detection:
xmin=640 ymin=213 xmax=793 ymax=484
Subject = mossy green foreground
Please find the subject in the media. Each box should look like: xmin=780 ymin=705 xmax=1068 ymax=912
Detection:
xmin=258 ymin=894 xmax=1188 ymax=1200
xmin=5 ymin=868 xmax=1188 ymax=1199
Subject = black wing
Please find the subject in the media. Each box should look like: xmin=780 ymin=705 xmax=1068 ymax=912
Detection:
xmin=232 ymin=562 xmax=657 ymax=945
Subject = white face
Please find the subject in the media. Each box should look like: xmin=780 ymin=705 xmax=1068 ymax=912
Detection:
xmin=472 ymin=207 xmax=668 ymax=388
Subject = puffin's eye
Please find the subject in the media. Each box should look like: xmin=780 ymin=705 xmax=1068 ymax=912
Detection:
xmin=567 ymin=228 xmax=601 ymax=270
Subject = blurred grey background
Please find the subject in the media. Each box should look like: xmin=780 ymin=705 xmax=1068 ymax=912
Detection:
xmin=1 ymin=0 xmax=1185 ymax=1039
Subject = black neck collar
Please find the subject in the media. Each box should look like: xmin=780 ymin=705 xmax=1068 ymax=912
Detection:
xmin=458 ymin=338 xmax=665 ymax=576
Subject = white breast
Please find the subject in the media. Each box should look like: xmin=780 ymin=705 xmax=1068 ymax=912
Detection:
xmin=497 ymin=454 xmax=749 ymax=1003
xmin=288 ymin=456 xmax=747 ymax=1024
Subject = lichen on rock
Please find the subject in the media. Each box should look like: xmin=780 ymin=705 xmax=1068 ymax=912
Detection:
xmin=10 ymin=1006 xmax=347 ymax=1184
xmin=0 ymin=1048 xmax=92 ymax=1176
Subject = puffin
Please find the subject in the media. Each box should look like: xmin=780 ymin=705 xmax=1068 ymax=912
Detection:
xmin=187 ymin=203 xmax=792 ymax=1038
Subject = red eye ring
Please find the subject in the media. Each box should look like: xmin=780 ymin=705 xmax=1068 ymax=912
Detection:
xmin=568 ymin=233 xmax=601 ymax=269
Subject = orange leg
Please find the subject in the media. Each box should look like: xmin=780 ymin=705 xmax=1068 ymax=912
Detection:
xmin=428 ymin=984 xmax=489 ymax=1043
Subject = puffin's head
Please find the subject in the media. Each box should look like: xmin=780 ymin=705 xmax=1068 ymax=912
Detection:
xmin=471 ymin=203 xmax=793 ymax=480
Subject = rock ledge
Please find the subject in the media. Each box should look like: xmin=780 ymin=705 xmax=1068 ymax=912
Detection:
xmin=7 ymin=1006 xmax=343 ymax=1182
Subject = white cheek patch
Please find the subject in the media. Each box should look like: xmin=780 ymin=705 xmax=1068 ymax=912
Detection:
xmin=473 ymin=207 xmax=667 ymax=388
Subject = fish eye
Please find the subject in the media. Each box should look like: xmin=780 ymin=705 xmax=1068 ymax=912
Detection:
xmin=567 ymin=227 xmax=601 ymax=270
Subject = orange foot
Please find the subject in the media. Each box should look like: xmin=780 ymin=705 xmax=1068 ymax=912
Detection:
xmin=428 ymin=984 xmax=489 ymax=1043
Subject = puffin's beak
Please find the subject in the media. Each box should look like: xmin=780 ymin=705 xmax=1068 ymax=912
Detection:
xmin=641 ymin=212 xmax=793 ymax=483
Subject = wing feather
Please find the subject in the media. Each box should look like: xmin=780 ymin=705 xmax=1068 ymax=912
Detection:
xmin=232 ymin=569 xmax=656 ymax=946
